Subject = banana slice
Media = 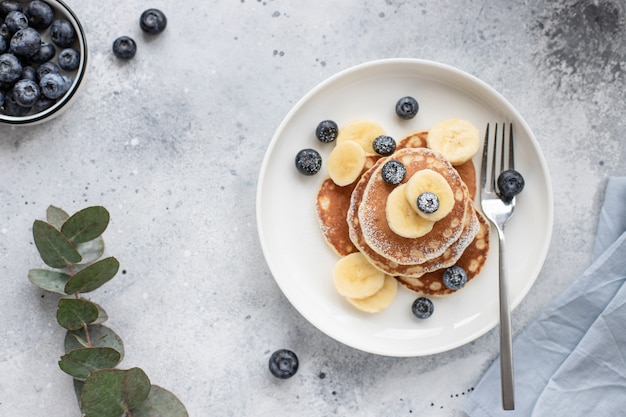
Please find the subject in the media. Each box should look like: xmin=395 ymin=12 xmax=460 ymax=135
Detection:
xmin=336 ymin=120 xmax=386 ymax=155
xmin=405 ymin=169 xmax=455 ymax=222
xmin=385 ymin=183 xmax=435 ymax=238
xmin=426 ymin=119 xmax=480 ymax=165
xmin=327 ymin=140 xmax=366 ymax=186
xmin=333 ymin=252 xmax=385 ymax=299
xmin=346 ymin=275 xmax=398 ymax=313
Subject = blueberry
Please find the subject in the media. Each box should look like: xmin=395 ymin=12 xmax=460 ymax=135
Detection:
xmin=373 ymin=135 xmax=396 ymax=156
xmin=3 ymin=90 xmax=30 ymax=116
xmin=417 ymin=192 xmax=439 ymax=214
xmin=0 ymin=90 xmax=4 ymax=107
xmin=497 ymin=169 xmax=525 ymax=200
xmin=295 ymin=148 xmax=322 ymax=176
xmin=39 ymin=72 xmax=71 ymax=99
xmin=0 ymin=34 xmax=7 ymax=54
xmin=28 ymin=41 xmax=55 ymax=63
xmin=36 ymin=61 xmax=60 ymax=80
xmin=33 ymin=95 xmax=55 ymax=112
xmin=50 ymin=19 xmax=76 ymax=48
xmin=381 ymin=160 xmax=406 ymax=185
xmin=140 ymin=8 xmax=167 ymax=34
xmin=21 ymin=65 xmax=36 ymax=81
xmin=315 ymin=119 xmax=338 ymax=143
xmin=12 ymin=78 xmax=40 ymax=107
xmin=10 ymin=27 xmax=41 ymax=57
xmin=58 ymin=48 xmax=80 ymax=71
xmin=269 ymin=349 xmax=298 ymax=379
xmin=442 ymin=265 xmax=467 ymax=291
xmin=4 ymin=10 xmax=28 ymax=34
xmin=0 ymin=1 xmax=22 ymax=19
xmin=112 ymin=36 xmax=137 ymax=60
xmin=0 ymin=52 xmax=22 ymax=83
xmin=0 ymin=23 xmax=10 ymax=38
xmin=24 ymin=0 xmax=54 ymax=30
xmin=395 ymin=96 xmax=419 ymax=120
xmin=411 ymin=297 xmax=434 ymax=319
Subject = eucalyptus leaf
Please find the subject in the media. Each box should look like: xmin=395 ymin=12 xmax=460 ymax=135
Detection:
xmin=57 ymin=298 xmax=99 ymax=331
xmin=46 ymin=205 xmax=70 ymax=230
xmin=132 ymin=385 xmax=189 ymax=417
xmin=64 ymin=257 xmax=120 ymax=295
xmin=73 ymin=379 xmax=84 ymax=408
xmin=33 ymin=220 xmax=82 ymax=268
xmin=28 ymin=269 xmax=70 ymax=294
xmin=75 ymin=236 xmax=105 ymax=264
xmin=61 ymin=206 xmax=110 ymax=244
xmin=58 ymin=347 xmax=122 ymax=380
xmin=81 ymin=368 xmax=151 ymax=417
xmin=64 ymin=325 xmax=124 ymax=359
xmin=92 ymin=302 xmax=108 ymax=325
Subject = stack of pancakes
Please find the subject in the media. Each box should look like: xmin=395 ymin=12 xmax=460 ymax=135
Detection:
xmin=316 ymin=131 xmax=490 ymax=297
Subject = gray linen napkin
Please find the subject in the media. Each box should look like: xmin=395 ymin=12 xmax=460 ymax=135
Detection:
xmin=462 ymin=176 xmax=626 ymax=416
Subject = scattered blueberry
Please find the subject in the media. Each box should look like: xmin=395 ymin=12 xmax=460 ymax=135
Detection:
xmin=269 ymin=349 xmax=299 ymax=379
xmin=411 ymin=297 xmax=434 ymax=319
xmin=112 ymin=36 xmax=137 ymax=60
xmin=417 ymin=192 xmax=439 ymax=214
xmin=0 ymin=52 xmax=22 ymax=83
xmin=58 ymin=48 xmax=80 ymax=71
xmin=12 ymin=78 xmax=40 ymax=106
xmin=315 ymin=119 xmax=338 ymax=143
xmin=395 ymin=96 xmax=419 ymax=120
xmin=381 ymin=160 xmax=406 ymax=185
xmin=24 ymin=0 xmax=53 ymax=30
xmin=140 ymin=8 xmax=167 ymax=34
xmin=4 ymin=10 xmax=29 ymax=34
xmin=50 ymin=19 xmax=76 ymax=48
xmin=442 ymin=265 xmax=468 ymax=291
xmin=497 ymin=169 xmax=525 ymax=200
xmin=295 ymin=148 xmax=322 ymax=176
xmin=373 ymin=135 xmax=396 ymax=156
xmin=39 ymin=72 xmax=71 ymax=99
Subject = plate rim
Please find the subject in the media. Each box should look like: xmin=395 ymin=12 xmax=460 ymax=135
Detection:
xmin=256 ymin=58 xmax=554 ymax=356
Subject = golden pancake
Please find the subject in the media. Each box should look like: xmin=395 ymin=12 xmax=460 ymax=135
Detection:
xmin=396 ymin=209 xmax=490 ymax=296
xmin=354 ymin=147 xmax=470 ymax=265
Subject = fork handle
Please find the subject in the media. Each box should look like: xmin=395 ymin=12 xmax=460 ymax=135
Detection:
xmin=497 ymin=230 xmax=515 ymax=410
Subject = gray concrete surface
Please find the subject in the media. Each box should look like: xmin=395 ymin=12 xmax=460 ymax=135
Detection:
xmin=1 ymin=0 xmax=625 ymax=415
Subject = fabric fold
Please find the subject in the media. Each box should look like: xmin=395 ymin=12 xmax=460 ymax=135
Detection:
xmin=463 ymin=177 xmax=626 ymax=417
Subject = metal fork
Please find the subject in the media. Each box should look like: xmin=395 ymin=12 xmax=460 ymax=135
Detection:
xmin=480 ymin=122 xmax=516 ymax=410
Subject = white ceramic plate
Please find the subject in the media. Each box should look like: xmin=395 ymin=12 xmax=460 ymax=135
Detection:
xmin=256 ymin=59 xmax=553 ymax=357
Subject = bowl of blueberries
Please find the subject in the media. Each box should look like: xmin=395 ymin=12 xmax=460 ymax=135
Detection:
xmin=0 ymin=0 xmax=87 ymax=125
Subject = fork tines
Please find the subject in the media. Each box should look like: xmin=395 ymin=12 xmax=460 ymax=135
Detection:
xmin=484 ymin=123 xmax=514 ymax=193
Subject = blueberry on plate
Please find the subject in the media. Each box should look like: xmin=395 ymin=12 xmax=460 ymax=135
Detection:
xmin=417 ymin=192 xmax=439 ymax=214
xmin=315 ymin=119 xmax=338 ymax=143
xmin=373 ymin=135 xmax=396 ymax=156
xmin=112 ymin=36 xmax=137 ymax=60
xmin=12 ymin=78 xmax=40 ymax=107
xmin=50 ymin=19 xmax=77 ymax=48
xmin=58 ymin=48 xmax=80 ymax=71
xmin=497 ymin=169 xmax=525 ymax=200
xmin=295 ymin=148 xmax=322 ymax=176
xmin=0 ymin=52 xmax=22 ymax=83
xmin=140 ymin=8 xmax=167 ymax=34
xmin=442 ymin=265 xmax=467 ymax=291
xmin=395 ymin=96 xmax=419 ymax=120
xmin=269 ymin=349 xmax=299 ymax=379
xmin=24 ymin=0 xmax=54 ymax=30
xmin=381 ymin=160 xmax=406 ymax=185
xmin=412 ymin=297 xmax=434 ymax=319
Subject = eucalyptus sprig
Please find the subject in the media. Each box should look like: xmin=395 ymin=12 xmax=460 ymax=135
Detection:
xmin=29 ymin=205 xmax=188 ymax=417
